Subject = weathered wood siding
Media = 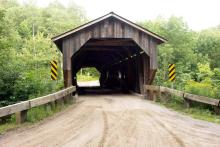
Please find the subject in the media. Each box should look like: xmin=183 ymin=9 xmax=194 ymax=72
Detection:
xmin=62 ymin=17 xmax=158 ymax=70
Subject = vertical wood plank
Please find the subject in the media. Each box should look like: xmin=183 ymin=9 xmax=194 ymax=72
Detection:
xmin=62 ymin=39 xmax=72 ymax=87
xmin=133 ymin=28 xmax=139 ymax=44
xmin=138 ymin=55 xmax=144 ymax=94
xmin=108 ymin=18 xmax=113 ymax=38
xmin=149 ymin=37 xmax=157 ymax=69
xmin=15 ymin=110 xmax=27 ymax=124
xmin=142 ymin=54 xmax=149 ymax=98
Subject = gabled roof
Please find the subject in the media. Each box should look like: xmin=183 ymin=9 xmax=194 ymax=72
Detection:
xmin=52 ymin=12 xmax=167 ymax=43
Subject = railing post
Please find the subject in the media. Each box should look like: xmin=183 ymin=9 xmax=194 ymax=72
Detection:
xmin=143 ymin=85 xmax=147 ymax=99
xmin=144 ymin=86 xmax=150 ymax=99
xmin=157 ymin=86 xmax=161 ymax=100
xmin=63 ymin=95 xmax=69 ymax=104
xmin=55 ymin=98 xmax=64 ymax=109
xmin=15 ymin=110 xmax=27 ymax=124
xmin=44 ymin=103 xmax=51 ymax=112
xmin=214 ymin=106 xmax=220 ymax=115
xmin=184 ymin=98 xmax=192 ymax=108
xmin=152 ymin=91 xmax=157 ymax=101
xmin=69 ymin=93 xmax=75 ymax=104
xmin=49 ymin=101 xmax=56 ymax=111
xmin=148 ymin=89 xmax=154 ymax=100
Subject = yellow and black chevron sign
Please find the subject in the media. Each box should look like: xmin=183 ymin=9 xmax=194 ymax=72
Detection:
xmin=169 ymin=64 xmax=175 ymax=82
xmin=51 ymin=60 xmax=58 ymax=80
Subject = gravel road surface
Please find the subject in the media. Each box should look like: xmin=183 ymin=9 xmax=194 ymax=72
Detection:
xmin=0 ymin=94 xmax=220 ymax=147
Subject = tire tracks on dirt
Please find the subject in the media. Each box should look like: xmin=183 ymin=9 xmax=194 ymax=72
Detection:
xmin=144 ymin=110 xmax=185 ymax=147
xmin=99 ymin=111 xmax=108 ymax=147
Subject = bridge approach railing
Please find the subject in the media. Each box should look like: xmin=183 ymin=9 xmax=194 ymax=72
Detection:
xmin=145 ymin=85 xmax=220 ymax=114
xmin=0 ymin=86 xmax=76 ymax=124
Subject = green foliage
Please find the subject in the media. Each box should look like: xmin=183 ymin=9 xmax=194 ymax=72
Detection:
xmin=140 ymin=16 xmax=201 ymax=88
xmin=185 ymin=80 xmax=216 ymax=97
xmin=76 ymin=67 xmax=100 ymax=82
xmin=77 ymin=75 xmax=99 ymax=82
xmin=139 ymin=16 xmax=220 ymax=99
xmin=196 ymin=28 xmax=220 ymax=68
xmin=185 ymin=63 xmax=220 ymax=98
xmin=27 ymin=105 xmax=54 ymax=122
xmin=0 ymin=0 xmax=86 ymax=106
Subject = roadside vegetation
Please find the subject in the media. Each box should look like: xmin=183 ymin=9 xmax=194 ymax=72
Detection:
xmin=77 ymin=67 xmax=100 ymax=82
xmin=0 ymin=0 xmax=84 ymax=133
xmin=139 ymin=18 xmax=220 ymax=99
xmin=139 ymin=16 xmax=220 ymax=124
xmin=0 ymin=0 xmax=86 ymax=107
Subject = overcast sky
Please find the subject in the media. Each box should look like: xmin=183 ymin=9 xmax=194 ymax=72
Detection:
xmin=20 ymin=0 xmax=220 ymax=31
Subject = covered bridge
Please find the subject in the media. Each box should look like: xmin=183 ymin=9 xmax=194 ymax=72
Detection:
xmin=52 ymin=12 xmax=166 ymax=95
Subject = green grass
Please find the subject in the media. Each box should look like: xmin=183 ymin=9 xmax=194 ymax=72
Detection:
xmin=77 ymin=75 xmax=99 ymax=82
xmin=0 ymin=100 xmax=74 ymax=134
xmin=27 ymin=105 xmax=55 ymax=123
xmin=157 ymin=96 xmax=220 ymax=124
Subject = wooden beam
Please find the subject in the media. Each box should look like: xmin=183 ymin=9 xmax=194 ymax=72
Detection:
xmin=137 ymin=56 xmax=144 ymax=94
xmin=63 ymin=39 xmax=73 ymax=87
xmin=145 ymin=85 xmax=220 ymax=109
xmin=142 ymin=54 xmax=149 ymax=98
xmin=184 ymin=93 xmax=219 ymax=106
xmin=84 ymin=39 xmax=136 ymax=47
xmin=0 ymin=86 xmax=75 ymax=118
xmin=148 ymin=69 xmax=157 ymax=84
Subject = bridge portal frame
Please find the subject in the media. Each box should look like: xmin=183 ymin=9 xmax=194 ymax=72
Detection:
xmin=52 ymin=12 xmax=166 ymax=95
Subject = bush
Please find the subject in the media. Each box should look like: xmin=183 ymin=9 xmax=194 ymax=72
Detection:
xmin=185 ymin=80 xmax=217 ymax=98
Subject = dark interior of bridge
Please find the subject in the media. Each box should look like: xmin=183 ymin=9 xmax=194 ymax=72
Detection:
xmin=71 ymin=38 xmax=148 ymax=95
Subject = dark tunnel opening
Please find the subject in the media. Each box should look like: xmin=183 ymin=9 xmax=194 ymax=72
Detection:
xmin=71 ymin=38 xmax=149 ymax=95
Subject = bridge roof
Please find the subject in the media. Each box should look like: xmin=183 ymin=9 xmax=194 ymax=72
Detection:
xmin=51 ymin=12 xmax=167 ymax=44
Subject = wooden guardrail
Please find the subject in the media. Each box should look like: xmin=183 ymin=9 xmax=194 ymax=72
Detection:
xmin=0 ymin=86 xmax=76 ymax=124
xmin=145 ymin=85 xmax=220 ymax=114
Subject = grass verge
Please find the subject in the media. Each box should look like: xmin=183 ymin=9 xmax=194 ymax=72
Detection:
xmin=77 ymin=75 xmax=99 ymax=82
xmin=157 ymin=96 xmax=220 ymax=124
xmin=0 ymin=99 xmax=75 ymax=134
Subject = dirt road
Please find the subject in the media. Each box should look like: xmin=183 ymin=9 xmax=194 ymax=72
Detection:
xmin=1 ymin=94 xmax=220 ymax=147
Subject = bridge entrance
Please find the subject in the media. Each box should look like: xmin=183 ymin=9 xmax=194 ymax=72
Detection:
xmin=52 ymin=12 xmax=166 ymax=96
xmin=73 ymin=38 xmax=147 ymax=94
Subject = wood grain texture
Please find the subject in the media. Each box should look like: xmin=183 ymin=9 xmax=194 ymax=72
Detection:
xmin=184 ymin=93 xmax=219 ymax=106
xmin=0 ymin=101 xmax=30 ymax=118
xmin=60 ymin=18 xmax=158 ymax=57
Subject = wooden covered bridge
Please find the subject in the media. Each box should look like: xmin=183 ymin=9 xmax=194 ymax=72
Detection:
xmin=1 ymin=12 xmax=220 ymax=134
xmin=52 ymin=12 xmax=166 ymax=95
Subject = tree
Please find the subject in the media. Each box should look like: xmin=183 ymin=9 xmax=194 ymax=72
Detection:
xmin=139 ymin=16 xmax=202 ymax=88
xmin=0 ymin=0 xmax=87 ymax=106
xmin=196 ymin=28 xmax=220 ymax=68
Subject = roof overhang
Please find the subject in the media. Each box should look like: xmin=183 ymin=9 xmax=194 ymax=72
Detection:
xmin=51 ymin=12 xmax=167 ymax=44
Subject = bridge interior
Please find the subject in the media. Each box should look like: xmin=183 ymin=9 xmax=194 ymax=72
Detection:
xmin=72 ymin=38 xmax=148 ymax=94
